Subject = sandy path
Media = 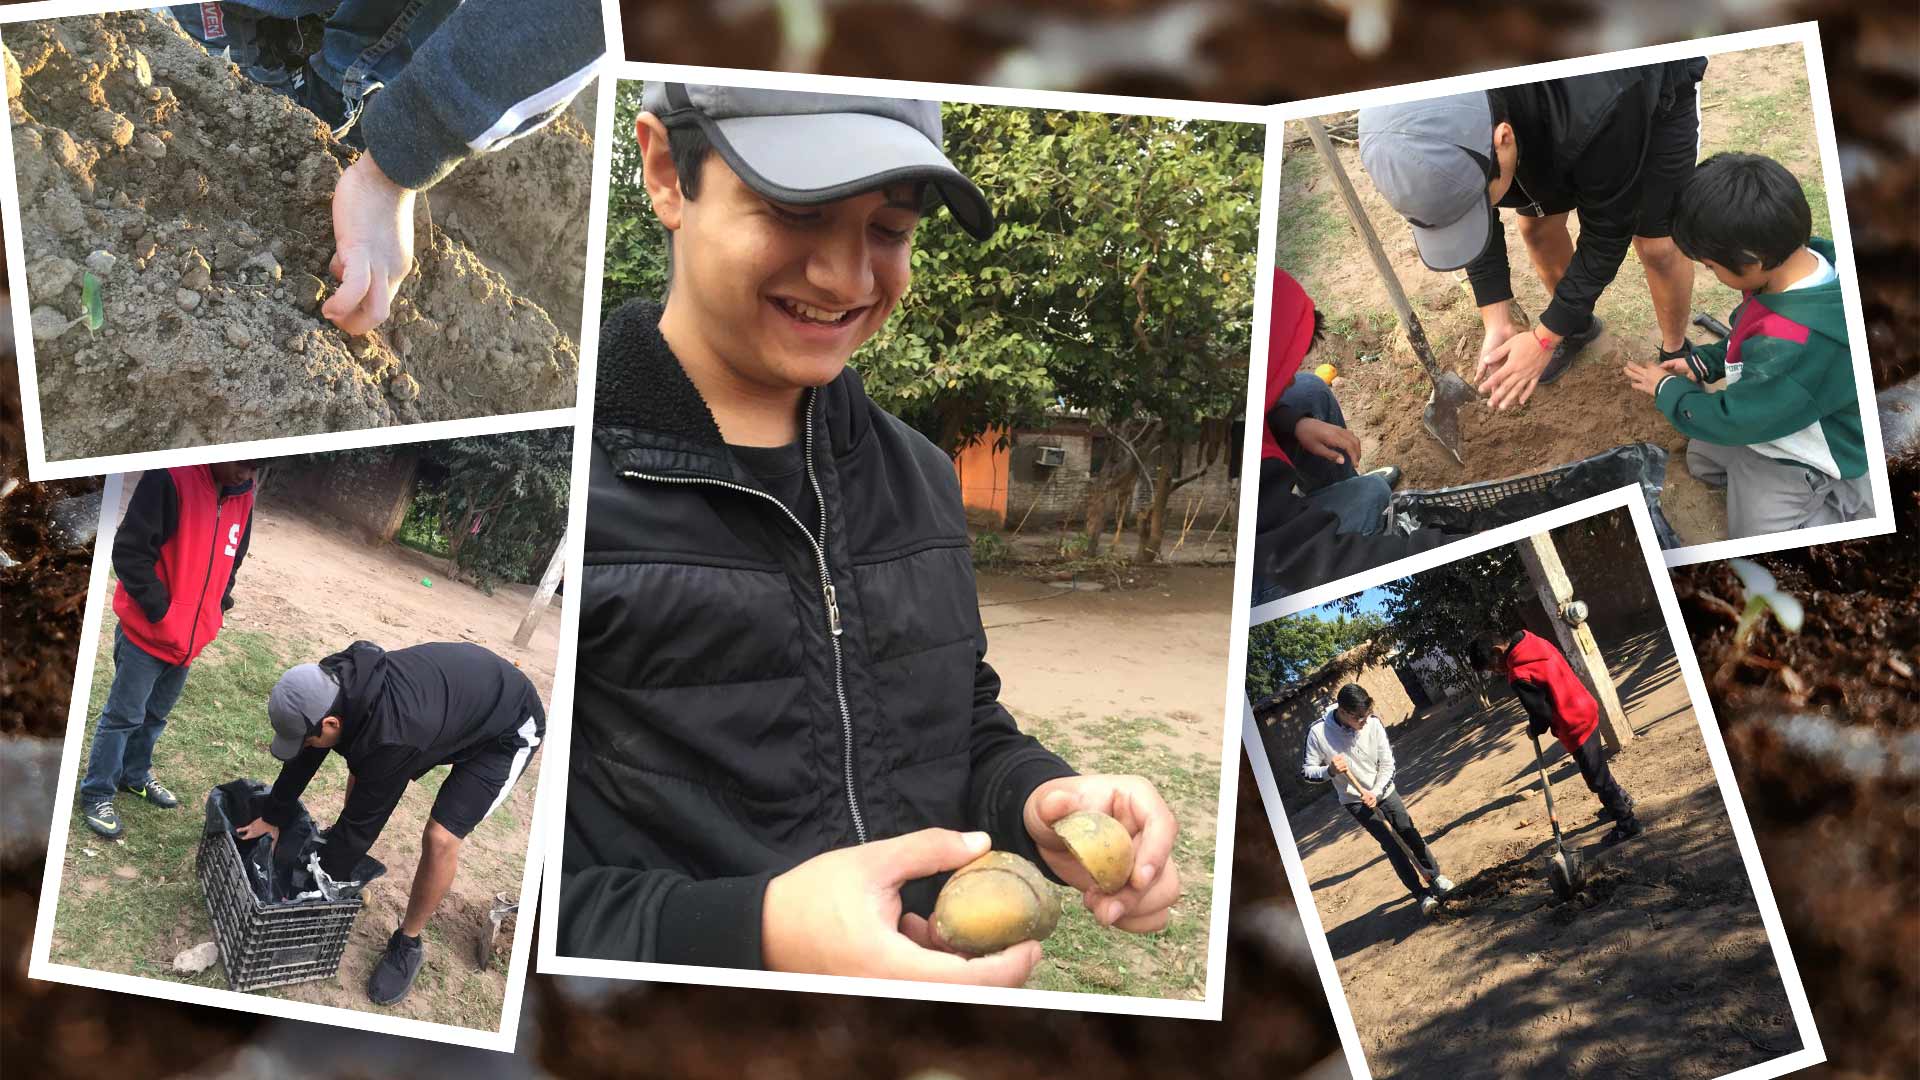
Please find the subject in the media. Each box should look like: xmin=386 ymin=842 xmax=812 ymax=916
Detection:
xmin=1287 ymin=627 xmax=1797 ymax=1078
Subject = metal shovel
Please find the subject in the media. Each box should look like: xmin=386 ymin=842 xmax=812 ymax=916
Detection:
xmin=1304 ymin=117 xmax=1475 ymax=465
xmin=1527 ymin=731 xmax=1586 ymax=900
xmin=1342 ymin=771 xmax=1436 ymax=894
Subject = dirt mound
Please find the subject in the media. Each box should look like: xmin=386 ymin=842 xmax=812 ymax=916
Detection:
xmin=8 ymin=12 xmax=582 ymax=461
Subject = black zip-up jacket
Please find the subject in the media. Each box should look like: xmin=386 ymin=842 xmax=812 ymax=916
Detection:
xmin=263 ymin=640 xmax=543 ymax=879
xmin=1468 ymin=58 xmax=1709 ymax=337
xmin=1252 ymin=457 xmax=1460 ymax=599
xmin=559 ymin=300 xmax=1077 ymax=969
xmin=113 ymin=469 xmax=253 ymax=620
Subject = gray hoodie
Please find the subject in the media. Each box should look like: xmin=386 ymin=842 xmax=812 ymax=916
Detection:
xmin=360 ymin=0 xmax=605 ymax=190
xmin=1301 ymin=709 xmax=1397 ymax=805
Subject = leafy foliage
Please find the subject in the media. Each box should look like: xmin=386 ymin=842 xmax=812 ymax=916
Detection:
xmin=1245 ymin=612 xmax=1387 ymax=702
xmin=1376 ymin=544 xmax=1529 ymax=696
xmin=601 ymin=82 xmax=670 ymax=312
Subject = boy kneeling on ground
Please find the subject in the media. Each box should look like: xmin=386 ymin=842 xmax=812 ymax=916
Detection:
xmin=558 ymin=85 xmax=1181 ymax=986
xmin=1469 ymin=629 xmax=1643 ymax=845
xmin=1622 ymin=152 xmax=1868 ymax=539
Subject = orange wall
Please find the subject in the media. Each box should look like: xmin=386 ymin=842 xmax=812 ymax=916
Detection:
xmin=954 ymin=430 xmax=1009 ymax=525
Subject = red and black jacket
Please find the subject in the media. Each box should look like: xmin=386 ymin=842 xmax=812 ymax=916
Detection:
xmin=1501 ymin=630 xmax=1599 ymax=754
xmin=110 ymin=467 xmax=255 ymax=667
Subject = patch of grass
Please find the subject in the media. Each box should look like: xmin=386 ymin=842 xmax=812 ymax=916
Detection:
xmin=1017 ymin=711 xmax=1220 ymax=1001
xmin=1275 ymin=141 xmax=1343 ymax=275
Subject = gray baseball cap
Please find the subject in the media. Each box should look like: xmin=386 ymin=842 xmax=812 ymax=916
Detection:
xmin=1358 ymin=94 xmax=1498 ymax=271
xmin=267 ymin=664 xmax=339 ymax=762
xmin=640 ymin=82 xmax=995 ymax=241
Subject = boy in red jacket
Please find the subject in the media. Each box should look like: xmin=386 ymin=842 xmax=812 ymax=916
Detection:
xmin=1470 ymin=628 xmax=1642 ymax=845
xmin=79 ymin=462 xmax=258 ymax=839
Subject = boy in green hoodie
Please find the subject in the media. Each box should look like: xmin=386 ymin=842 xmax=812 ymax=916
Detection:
xmin=1623 ymin=152 xmax=1868 ymax=539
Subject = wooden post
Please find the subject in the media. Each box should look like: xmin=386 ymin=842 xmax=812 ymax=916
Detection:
xmin=1516 ymin=530 xmax=1633 ymax=751
xmin=513 ymin=532 xmax=567 ymax=648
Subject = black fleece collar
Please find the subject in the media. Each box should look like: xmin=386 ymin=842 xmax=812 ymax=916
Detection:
xmin=593 ymin=299 xmax=875 ymax=479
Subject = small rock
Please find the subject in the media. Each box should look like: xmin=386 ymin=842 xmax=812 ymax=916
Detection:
xmin=132 ymin=50 xmax=152 ymax=88
xmin=244 ymin=251 xmax=282 ymax=281
xmin=27 ymin=256 xmax=80 ymax=298
xmin=225 ymin=323 xmax=252 ymax=349
xmin=85 ymin=250 xmax=116 ymax=276
xmin=133 ymin=130 xmax=166 ymax=160
xmin=175 ymin=288 xmax=200 ymax=311
xmin=173 ymin=941 xmax=220 ymax=976
xmin=279 ymin=170 xmax=295 ymax=185
xmin=4 ymin=44 xmax=20 ymax=105
xmin=287 ymin=335 xmax=306 ymax=354
xmin=227 ymin=104 xmax=245 ymax=120
xmin=144 ymin=86 xmax=162 ymax=102
xmin=389 ymin=373 xmax=421 ymax=401
xmin=489 ymin=348 xmax=516 ymax=368
xmin=111 ymin=190 xmax=131 ymax=209
xmin=47 ymin=128 xmax=81 ymax=169
xmin=44 ymin=192 xmax=88 ymax=236
xmin=178 ymin=252 xmax=211 ymax=291
xmin=30 ymin=306 xmax=69 ymax=342
xmin=91 ymin=109 xmax=135 ymax=147
xmin=294 ymin=273 xmax=327 ymax=314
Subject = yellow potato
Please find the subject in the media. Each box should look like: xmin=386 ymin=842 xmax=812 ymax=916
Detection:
xmin=932 ymin=851 xmax=1060 ymax=956
xmin=1054 ymin=810 xmax=1135 ymax=893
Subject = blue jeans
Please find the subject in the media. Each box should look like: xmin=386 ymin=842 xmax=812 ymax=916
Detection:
xmin=1280 ymin=372 xmax=1390 ymax=536
xmin=79 ymin=627 xmax=192 ymax=804
xmin=171 ymin=1 xmax=461 ymax=136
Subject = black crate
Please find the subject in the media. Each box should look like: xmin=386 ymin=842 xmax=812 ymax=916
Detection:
xmin=196 ymin=827 xmax=362 ymax=992
xmin=1390 ymin=442 xmax=1682 ymax=549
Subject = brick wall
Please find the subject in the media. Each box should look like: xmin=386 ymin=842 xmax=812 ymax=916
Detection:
xmin=267 ymin=453 xmax=419 ymax=543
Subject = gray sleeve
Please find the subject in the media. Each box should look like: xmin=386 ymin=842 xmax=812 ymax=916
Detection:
xmin=1369 ymin=719 xmax=1396 ymax=797
xmin=1301 ymin=723 xmax=1330 ymax=784
xmin=358 ymin=0 xmax=606 ymax=190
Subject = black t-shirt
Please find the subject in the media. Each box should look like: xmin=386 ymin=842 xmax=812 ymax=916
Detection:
xmin=729 ymin=441 xmax=812 ymax=520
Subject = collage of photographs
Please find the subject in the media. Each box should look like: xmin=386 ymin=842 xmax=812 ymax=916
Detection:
xmin=0 ymin=3 xmax=1912 ymax=1080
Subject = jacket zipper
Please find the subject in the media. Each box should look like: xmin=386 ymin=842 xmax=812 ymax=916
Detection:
xmin=616 ymin=393 xmax=869 ymax=844
xmin=181 ymin=495 xmax=226 ymax=665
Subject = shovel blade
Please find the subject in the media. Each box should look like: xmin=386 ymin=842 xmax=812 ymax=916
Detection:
xmin=1547 ymin=849 xmax=1585 ymax=900
xmin=1422 ymin=373 xmax=1476 ymax=465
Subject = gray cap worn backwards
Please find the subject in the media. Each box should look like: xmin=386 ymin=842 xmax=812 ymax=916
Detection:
xmin=1358 ymin=93 xmax=1498 ymax=272
xmin=641 ymin=82 xmax=996 ymax=241
xmin=267 ymin=664 xmax=339 ymax=762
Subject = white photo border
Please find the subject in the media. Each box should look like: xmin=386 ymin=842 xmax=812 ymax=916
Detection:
xmin=0 ymin=0 xmax=611 ymax=483
xmin=1261 ymin=20 xmax=1894 ymax=577
xmin=1239 ymin=483 xmax=1826 ymax=1080
xmin=531 ymin=59 xmax=1279 ymax=1022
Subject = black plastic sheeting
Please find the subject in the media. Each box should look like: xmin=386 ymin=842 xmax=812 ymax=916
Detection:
xmin=1392 ymin=443 xmax=1684 ymax=549
xmin=204 ymin=779 xmax=386 ymax=905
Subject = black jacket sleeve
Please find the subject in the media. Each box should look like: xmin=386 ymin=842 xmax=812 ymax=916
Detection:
xmin=262 ymin=746 xmax=329 ymax=829
xmin=558 ymin=859 xmax=776 ymax=968
xmin=1537 ymin=98 xmax=1654 ymax=337
xmin=1512 ymin=678 xmax=1557 ymax=739
xmin=1252 ymin=459 xmax=1461 ymax=598
xmin=966 ymin=642 xmax=1078 ymax=881
xmin=318 ymin=767 xmax=410 ymax=881
xmin=113 ymin=471 xmax=179 ymax=624
xmin=221 ymin=514 xmax=253 ymax=612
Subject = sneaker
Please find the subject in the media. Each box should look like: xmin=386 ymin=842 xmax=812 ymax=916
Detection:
xmin=1365 ymin=465 xmax=1403 ymax=489
xmin=1537 ymin=315 xmax=1605 ymax=386
xmin=82 ymin=800 xmax=124 ymax=839
xmin=1419 ymin=895 xmax=1440 ymax=917
xmin=1431 ymin=874 xmax=1456 ymax=895
xmin=120 ymin=778 xmax=180 ymax=809
xmin=367 ymin=928 xmax=425 ymax=1005
xmin=1602 ymin=818 xmax=1645 ymax=846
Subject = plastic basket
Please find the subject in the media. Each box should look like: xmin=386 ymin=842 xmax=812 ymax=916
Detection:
xmin=1390 ymin=442 xmax=1683 ymax=549
xmin=196 ymin=826 xmax=361 ymax=992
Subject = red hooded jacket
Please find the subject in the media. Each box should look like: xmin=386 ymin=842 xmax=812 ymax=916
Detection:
xmin=111 ymin=466 xmax=255 ymax=667
xmin=1262 ymin=268 xmax=1317 ymax=467
xmin=1501 ymin=630 xmax=1599 ymax=754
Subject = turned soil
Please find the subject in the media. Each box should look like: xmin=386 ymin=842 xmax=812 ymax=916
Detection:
xmin=1280 ymin=45 xmax=1841 ymax=548
xmin=8 ymin=12 xmax=590 ymax=461
xmin=46 ymin=494 xmax=559 ymax=1030
xmin=1289 ymin=628 xmax=1796 ymax=1078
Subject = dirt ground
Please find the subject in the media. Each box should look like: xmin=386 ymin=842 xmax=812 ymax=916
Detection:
xmin=7 ymin=12 xmax=590 ymax=461
xmin=1290 ymin=628 xmax=1796 ymax=1078
xmin=46 ymin=491 xmax=561 ymax=1030
xmin=1280 ymin=44 xmax=1838 ymax=548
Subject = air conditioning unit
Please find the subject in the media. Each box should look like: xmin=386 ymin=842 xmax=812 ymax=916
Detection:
xmin=1035 ymin=446 xmax=1067 ymax=467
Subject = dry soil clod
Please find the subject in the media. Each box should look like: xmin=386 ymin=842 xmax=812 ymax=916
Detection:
xmin=931 ymin=850 xmax=1061 ymax=956
xmin=1054 ymin=809 xmax=1135 ymax=893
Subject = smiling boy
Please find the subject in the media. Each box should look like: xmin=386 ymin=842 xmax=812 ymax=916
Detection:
xmin=559 ymin=85 xmax=1182 ymax=986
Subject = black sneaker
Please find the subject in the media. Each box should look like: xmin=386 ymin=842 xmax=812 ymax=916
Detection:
xmin=1537 ymin=315 xmax=1605 ymax=386
xmin=120 ymin=778 xmax=180 ymax=809
xmin=82 ymin=800 xmax=124 ymax=839
xmin=1602 ymin=817 xmax=1644 ymax=846
xmin=368 ymin=928 xmax=425 ymax=1005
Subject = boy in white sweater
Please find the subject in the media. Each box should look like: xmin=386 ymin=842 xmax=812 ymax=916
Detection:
xmin=1303 ymin=684 xmax=1455 ymax=914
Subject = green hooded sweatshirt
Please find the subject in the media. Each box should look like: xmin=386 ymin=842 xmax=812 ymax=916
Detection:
xmin=1655 ymin=237 xmax=1864 ymax=479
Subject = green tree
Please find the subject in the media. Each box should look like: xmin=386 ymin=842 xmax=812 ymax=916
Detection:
xmin=601 ymin=82 xmax=670 ymax=312
xmin=1245 ymin=611 xmax=1387 ymax=701
xmin=1377 ymin=544 xmax=1530 ymax=696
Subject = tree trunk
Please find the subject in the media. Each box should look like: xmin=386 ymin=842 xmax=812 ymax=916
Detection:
xmin=1136 ymin=446 xmax=1174 ymax=564
xmin=1084 ymin=457 xmax=1137 ymax=558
